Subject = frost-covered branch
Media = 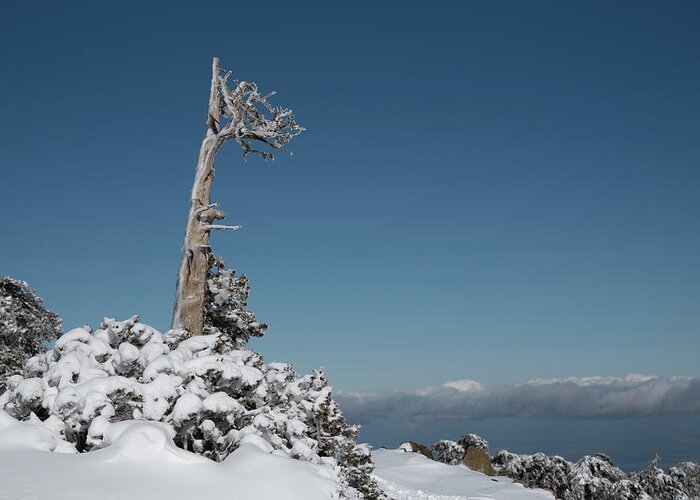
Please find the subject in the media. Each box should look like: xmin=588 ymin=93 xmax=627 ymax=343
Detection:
xmin=212 ymin=65 xmax=304 ymax=159
xmin=194 ymin=202 xmax=220 ymax=216
xmin=202 ymin=224 xmax=241 ymax=231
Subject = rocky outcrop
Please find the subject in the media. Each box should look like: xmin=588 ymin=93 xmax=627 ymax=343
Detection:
xmin=458 ymin=433 xmax=489 ymax=453
xmin=457 ymin=433 xmax=495 ymax=475
xmin=464 ymin=446 xmax=495 ymax=476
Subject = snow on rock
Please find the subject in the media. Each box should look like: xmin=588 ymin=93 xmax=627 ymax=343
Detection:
xmin=372 ymin=448 xmax=554 ymax=499
xmin=399 ymin=440 xmax=433 ymax=459
xmin=458 ymin=433 xmax=489 ymax=454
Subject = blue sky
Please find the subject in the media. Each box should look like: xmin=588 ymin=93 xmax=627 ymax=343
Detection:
xmin=1 ymin=1 xmax=699 ymax=393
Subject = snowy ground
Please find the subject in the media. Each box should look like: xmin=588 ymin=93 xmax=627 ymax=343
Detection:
xmin=373 ymin=449 xmax=554 ymax=500
xmin=0 ymin=411 xmax=552 ymax=500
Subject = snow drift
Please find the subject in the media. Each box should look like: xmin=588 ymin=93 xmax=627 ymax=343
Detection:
xmin=0 ymin=411 xmax=341 ymax=499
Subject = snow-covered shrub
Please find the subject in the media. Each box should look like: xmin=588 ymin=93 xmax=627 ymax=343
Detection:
xmin=0 ymin=315 xmax=382 ymax=498
xmin=670 ymin=462 xmax=700 ymax=498
xmin=493 ymin=450 xmax=573 ymax=499
xmin=431 ymin=439 xmax=464 ymax=465
xmin=493 ymin=448 xmax=700 ymax=500
xmin=567 ymin=454 xmax=645 ymax=500
xmin=203 ymin=257 xmax=267 ymax=349
xmin=0 ymin=277 xmax=61 ymax=392
xmin=634 ymin=457 xmax=689 ymax=500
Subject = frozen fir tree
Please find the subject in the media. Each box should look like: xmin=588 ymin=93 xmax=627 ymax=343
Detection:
xmin=0 ymin=277 xmax=61 ymax=392
xmin=203 ymin=256 xmax=267 ymax=348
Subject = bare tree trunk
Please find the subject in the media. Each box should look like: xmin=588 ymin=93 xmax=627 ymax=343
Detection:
xmin=171 ymin=57 xmax=302 ymax=333
xmin=171 ymin=58 xmax=223 ymax=333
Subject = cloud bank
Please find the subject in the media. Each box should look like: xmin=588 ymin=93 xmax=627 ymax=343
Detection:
xmin=336 ymin=374 xmax=700 ymax=423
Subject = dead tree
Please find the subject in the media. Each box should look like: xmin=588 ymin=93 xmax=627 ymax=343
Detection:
xmin=172 ymin=57 xmax=303 ymax=333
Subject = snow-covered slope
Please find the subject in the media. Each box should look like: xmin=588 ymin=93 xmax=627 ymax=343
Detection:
xmin=0 ymin=412 xmax=341 ymax=500
xmin=372 ymin=448 xmax=554 ymax=500
xmin=0 ymin=410 xmax=557 ymax=500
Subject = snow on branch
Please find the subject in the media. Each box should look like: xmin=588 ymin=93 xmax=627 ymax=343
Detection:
xmin=202 ymin=224 xmax=242 ymax=231
xmin=211 ymin=58 xmax=304 ymax=159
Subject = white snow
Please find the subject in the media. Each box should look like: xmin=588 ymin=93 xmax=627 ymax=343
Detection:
xmin=0 ymin=411 xmax=340 ymax=500
xmin=0 ymin=410 xmax=556 ymax=499
xmin=372 ymin=448 xmax=554 ymax=500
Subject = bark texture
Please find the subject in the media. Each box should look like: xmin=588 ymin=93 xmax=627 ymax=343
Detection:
xmin=172 ymin=58 xmax=224 ymax=333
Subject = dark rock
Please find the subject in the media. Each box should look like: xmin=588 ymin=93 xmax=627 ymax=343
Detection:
xmin=464 ymin=446 xmax=496 ymax=476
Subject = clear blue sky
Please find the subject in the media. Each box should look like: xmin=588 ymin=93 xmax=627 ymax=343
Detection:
xmin=1 ymin=1 xmax=699 ymax=392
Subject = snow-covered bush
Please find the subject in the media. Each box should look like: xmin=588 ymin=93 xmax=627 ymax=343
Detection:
xmin=567 ymin=454 xmax=648 ymax=500
xmin=493 ymin=448 xmax=700 ymax=500
xmin=431 ymin=439 xmax=465 ymax=465
xmin=670 ymin=462 xmax=700 ymax=498
xmin=493 ymin=450 xmax=573 ymax=498
xmin=0 ymin=314 xmax=382 ymax=498
xmin=634 ymin=457 xmax=689 ymax=500
xmin=0 ymin=277 xmax=61 ymax=392
xmin=204 ymin=257 xmax=267 ymax=348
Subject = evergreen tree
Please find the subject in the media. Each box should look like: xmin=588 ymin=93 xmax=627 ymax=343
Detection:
xmin=203 ymin=256 xmax=267 ymax=348
xmin=0 ymin=277 xmax=61 ymax=392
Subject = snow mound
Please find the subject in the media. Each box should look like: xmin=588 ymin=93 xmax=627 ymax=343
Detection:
xmin=95 ymin=420 xmax=209 ymax=464
xmin=0 ymin=409 xmax=76 ymax=453
xmin=0 ymin=411 xmax=341 ymax=500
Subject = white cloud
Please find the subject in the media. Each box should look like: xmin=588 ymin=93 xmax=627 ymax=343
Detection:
xmin=336 ymin=374 xmax=700 ymax=423
xmin=442 ymin=379 xmax=485 ymax=392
